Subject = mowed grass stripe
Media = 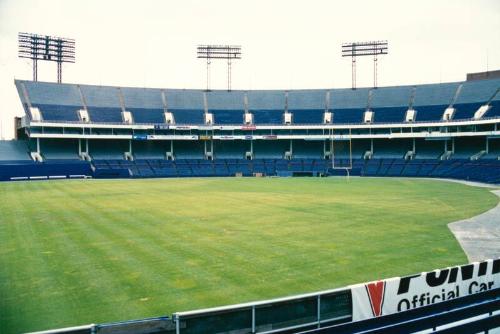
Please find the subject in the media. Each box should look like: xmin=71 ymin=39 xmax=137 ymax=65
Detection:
xmin=45 ymin=193 xmax=189 ymax=319
xmin=1 ymin=187 xmax=77 ymax=327
xmin=37 ymin=200 xmax=153 ymax=323
xmin=0 ymin=177 xmax=497 ymax=334
xmin=49 ymin=185 xmax=253 ymax=319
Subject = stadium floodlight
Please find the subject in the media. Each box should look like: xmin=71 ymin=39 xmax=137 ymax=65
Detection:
xmin=197 ymin=45 xmax=242 ymax=91
xmin=342 ymin=40 xmax=388 ymax=89
xmin=18 ymin=32 xmax=76 ymax=83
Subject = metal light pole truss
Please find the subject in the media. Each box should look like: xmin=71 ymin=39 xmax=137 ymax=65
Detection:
xmin=197 ymin=45 xmax=242 ymax=91
xmin=18 ymin=32 xmax=75 ymax=83
xmin=342 ymin=40 xmax=388 ymax=89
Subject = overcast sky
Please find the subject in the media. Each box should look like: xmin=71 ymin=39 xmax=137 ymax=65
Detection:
xmin=0 ymin=0 xmax=499 ymax=139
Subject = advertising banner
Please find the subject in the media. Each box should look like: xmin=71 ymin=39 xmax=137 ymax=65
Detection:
xmin=263 ymin=135 xmax=278 ymax=140
xmin=145 ymin=135 xmax=198 ymax=140
xmin=350 ymin=258 xmax=500 ymax=321
xmin=132 ymin=134 xmax=147 ymax=140
xmin=218 ymin=135 xmax=235 ymax=140
xmin=154 ymin=124 xmax=170 ymax=130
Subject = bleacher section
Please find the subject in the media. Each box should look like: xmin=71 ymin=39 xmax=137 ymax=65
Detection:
xmin=1 ymin=138 xmax=499 ymax=183
xmin=0 ymin=140 xmax=92 ymax=181
xmin=0 ymin=140 xmax=31 ymax=161
xmin=86 ymin=158 xmax=500 ymax=184
xmin=16 ymin=78 xmax=500 ymax=124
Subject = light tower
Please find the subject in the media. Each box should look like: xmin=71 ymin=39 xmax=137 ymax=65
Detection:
xmin=18 ymin=32 xmax=75 ymax=83
xmin=197 ymin=45 xmax=242 ymax=91
xmin=342 ymin=40 xmax=388 ymax=89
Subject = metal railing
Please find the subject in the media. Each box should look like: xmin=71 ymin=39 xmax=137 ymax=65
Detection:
xmin=25 ymin=116 xmax=500 ymax=128
xmin=172 ymin=287 xmax=351 ymax=334
xmin=23 ymin=288 xmax=500 ymax=334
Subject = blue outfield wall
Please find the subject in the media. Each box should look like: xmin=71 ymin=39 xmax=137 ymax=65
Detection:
xmin=0 ymin=160 xmax=93 ymax=181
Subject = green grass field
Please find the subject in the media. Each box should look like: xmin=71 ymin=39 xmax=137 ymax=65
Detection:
xmin=0 ymin=177 xmax=497 ymax=333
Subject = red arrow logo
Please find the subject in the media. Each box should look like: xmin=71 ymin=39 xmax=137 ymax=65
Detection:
xmin=365 ymin=281 xmax=386 ymax=317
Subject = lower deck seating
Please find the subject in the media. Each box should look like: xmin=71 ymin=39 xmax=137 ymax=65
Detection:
xmin=1 ymin=152 xmax=498 ymax=183
xmin=90 ymin=157 xmax=500 ymax=184
xmin=0 ymin=140 xmax=31 ymax=161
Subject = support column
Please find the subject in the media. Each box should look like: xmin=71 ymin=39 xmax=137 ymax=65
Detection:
xmin=348 ymin=128 xmax=353 ymax=167
xmin=227 ymin=57 xmax=232 ymax=92
xmin=78 ymin=139 xmax=82 ymax=155
xmin=329 ymin=129 xmax=334 ymax=163
xmin=206 ymin=58 xmax=211 ymax=92
xmin=166 ymin=140 xmax=175 ymax=160
xmin=251 ymin=306 xmax=256 ymax=333
xmin=351 ymin=56 xmax=356 ymax=90
xmin=317 ymin=295 xmax=321 ymax=328
xmin=57 ymin=62 xmax=62 ymax=83
xmin=33 ymin=58 xmax=38 ymax=82
xmin=486 ymin=137 xmax=489 ymax=154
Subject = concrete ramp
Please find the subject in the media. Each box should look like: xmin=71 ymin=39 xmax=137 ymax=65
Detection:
xmin=449 ymin=190 xmax=500 ymax=262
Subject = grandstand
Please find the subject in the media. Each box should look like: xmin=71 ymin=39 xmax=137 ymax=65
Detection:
xmin=1 ymin=76 xmax=500 ymax=334
xmin=1 ymin=76 xmax=499 ymax=183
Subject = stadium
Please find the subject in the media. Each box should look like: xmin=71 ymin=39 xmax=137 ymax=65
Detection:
xmin=5 ymin=76 xmax=500 ymax=182
xmin=0 ymin=1 xmax=500 ymax=334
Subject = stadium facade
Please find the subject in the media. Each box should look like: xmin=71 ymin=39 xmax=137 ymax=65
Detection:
xmin=0 ymin=76 xmax=499 ymax=182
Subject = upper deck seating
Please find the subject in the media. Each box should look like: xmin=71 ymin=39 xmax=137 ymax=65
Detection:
xmin=15 ymin=78 xmax=500 ymax=125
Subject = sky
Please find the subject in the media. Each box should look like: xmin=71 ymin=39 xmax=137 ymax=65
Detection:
xmin=0 ymin=0 xmax=499 ymax=139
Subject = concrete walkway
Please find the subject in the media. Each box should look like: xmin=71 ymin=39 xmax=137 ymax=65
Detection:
xmin=448 ymin=189 xmax=500 ymax=262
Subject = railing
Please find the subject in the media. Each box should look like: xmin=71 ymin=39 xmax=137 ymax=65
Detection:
xmin=24 ymin=288 xmax=500 ymax=334
xmin=25 ymin=116 xmax=500 ymax=128
xmin=26 ymin=324 xmax=95 ymax=334
xmin=172 ymin=287 xmax=351 ymax=334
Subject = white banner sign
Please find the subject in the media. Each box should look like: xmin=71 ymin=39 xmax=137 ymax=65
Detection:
xmin=350 ymin=258 xmax=500 ymax=321
xmin=146 ymin=135 xmax=198 ymax=140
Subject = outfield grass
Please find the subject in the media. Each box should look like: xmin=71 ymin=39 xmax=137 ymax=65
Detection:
xmin=0 ymin=177 xmax=497 ymax=333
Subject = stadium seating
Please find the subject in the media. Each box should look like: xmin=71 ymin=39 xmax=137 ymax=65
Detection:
xmin=1 ymin=139 xmax=498 ymax=183
xmin=86 ymin=157 xmax=500 ymax=184
xmin=16 ymin=78 xmax=500 ymax=124
xmin=0 ymin=140 xmax=31 ymax=161
xmin=4 ymin=77 xmax=499 ymax=184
